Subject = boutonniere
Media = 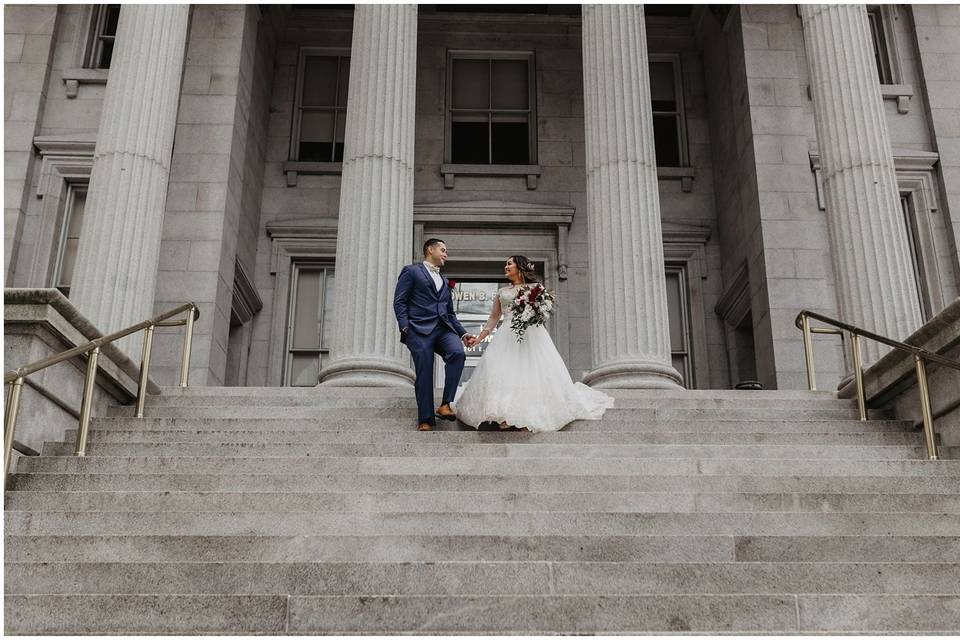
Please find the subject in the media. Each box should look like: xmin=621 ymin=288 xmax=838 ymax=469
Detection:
xmin=447 ymin=279 xmax=457 ymax=289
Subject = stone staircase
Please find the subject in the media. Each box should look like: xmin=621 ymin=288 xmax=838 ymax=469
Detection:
xmin=5 ymin=387 xmax=960 ymax=634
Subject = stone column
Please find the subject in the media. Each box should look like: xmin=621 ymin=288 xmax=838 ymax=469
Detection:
xmin=319 ymin=5 xmax=417 ymax=387
xmin=580 ymin=5 xmax=683 ymax=389
xmin=800 ymin=5 xmax=923 ymax=365
xmin=69 ymin=5 xmax=189 ymax=354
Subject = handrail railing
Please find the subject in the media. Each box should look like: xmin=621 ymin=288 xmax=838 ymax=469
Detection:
xmin=796 ymin=309 xmax=960 ymax=461
xmin=4 ymin=302 xmax=199 ymax=480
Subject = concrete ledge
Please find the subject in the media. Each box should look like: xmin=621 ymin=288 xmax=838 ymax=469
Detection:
xmin=840 ymin=298 xmax=960 ymax=456
xmin=4 ymin=288 xmax=160 ymax=463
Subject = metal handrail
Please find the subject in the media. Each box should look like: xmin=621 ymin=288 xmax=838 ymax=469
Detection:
xmin=796 ymin=309 xmax=960 ymax=461
xmin=4 ymin=302 xmax=199 ymax=480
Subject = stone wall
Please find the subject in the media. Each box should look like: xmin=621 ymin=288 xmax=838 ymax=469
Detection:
xmin=4 ymin=5 xmax=58 ymax=283
xmin=152 ymin=5 xmax=275 ymax=386
xmin=912 ymin=5 xmax=960 ymax=306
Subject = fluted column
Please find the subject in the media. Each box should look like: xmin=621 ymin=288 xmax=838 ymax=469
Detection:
xmin=319 ymin=5 xmax=417 ymax=387
xmin=70 ymin=5 xmax=189 ymax=354
xmin=801 ymin=5 xmax=922 ymax=365
xmin=581 ymin=5 xmax=683 ymax=389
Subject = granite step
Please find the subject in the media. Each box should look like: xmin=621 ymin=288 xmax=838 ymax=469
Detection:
xmin=83 ymin=416 xmax=918 ymax=433
xmin=9 ymin=472 xmax=959 ymax=494
xmin=8 ymin=593 xmax=958 ymax=634
xmin=7 ymin=490 xmax=959 ymax=513
xmin=7 ymin=510 xmax=960 ymax=536
xmin=137 ymin=394 xmax=857 ymax=409
xmin=106 ymin=405 xmax=885 ymax=420
xmin=6 ymin=561 xmax=958 ymax=596
xmin=38 ymin=441 xmax=930 ymax=460
xmin=63 ymin=427 xmax=924 ymax=445
xmin=8 ymin=533 xmax=959 ymax=563
xmin=15 ymin=455 xmax=958 ymax=476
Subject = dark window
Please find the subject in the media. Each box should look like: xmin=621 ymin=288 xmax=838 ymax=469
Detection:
xmin=293 ymin=52 xmax=350 ymax=162
xmin=448 ymin=54 xmax=535 ymax=165
xmin=649 ymin=56 xmax=686 ymax=167
xmin=86 ymin=5 xmax=121 ymax=69
xmin=867 ymin=7 xmax=894 ymax=84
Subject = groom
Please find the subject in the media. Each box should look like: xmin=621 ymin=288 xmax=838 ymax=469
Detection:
xmin=393 ymin=238 xmax=477 ymax=431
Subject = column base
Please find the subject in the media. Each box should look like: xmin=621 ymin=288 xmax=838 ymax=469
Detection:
xmin=318 ymin=357 xmax=415 ymax=388
xmin=582 ymin=360 xmax=684 ymax=389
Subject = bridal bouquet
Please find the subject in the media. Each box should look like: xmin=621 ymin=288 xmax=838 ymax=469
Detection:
xmin=510 ymin=282 xmax=555 ymax=343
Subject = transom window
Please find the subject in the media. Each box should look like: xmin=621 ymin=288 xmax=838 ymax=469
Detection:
xmin=446 ymin=51 xmax=536 ymax=165
xmin=284 ymin=263 xmax=335 ymax=386
xmin=53 ymin=183 xmax=88 ymax=296
xmin=85 ymin=5 xmax=120 ymax=69
xmin=291 ymin=49 xmax=350 ymax=163
xmin=650 ymin=54 xmax=688 ymax=168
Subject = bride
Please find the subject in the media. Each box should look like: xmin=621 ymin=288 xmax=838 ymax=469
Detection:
xmin=453 ymin=255 xmax=614 ymax=432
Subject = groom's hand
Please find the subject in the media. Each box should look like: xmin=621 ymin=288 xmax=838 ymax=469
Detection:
xmin=461 ymin=333 xmax=476 ymax=347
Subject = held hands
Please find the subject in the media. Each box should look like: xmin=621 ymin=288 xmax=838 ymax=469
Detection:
xmin=462 ymin=333 xmax=479 ymax=347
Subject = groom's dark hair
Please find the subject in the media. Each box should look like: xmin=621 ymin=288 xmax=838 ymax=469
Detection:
xmin=423 ymin=238 xmax=445 ymax=256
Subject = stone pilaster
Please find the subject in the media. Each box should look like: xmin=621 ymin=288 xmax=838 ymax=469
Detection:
xmin=69 ymin=5 xmax=189 ymax=353
xmin=580 ymin=4 xmax=683 ymax=389
xmin=319 ymin=5 xmax=418 ymax=387
xmin=800 ymin=4 xmax=923 ymax=365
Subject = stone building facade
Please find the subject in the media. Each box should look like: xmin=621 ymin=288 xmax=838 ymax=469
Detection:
xmin=5 ymin=4 xmax=959 ymax=392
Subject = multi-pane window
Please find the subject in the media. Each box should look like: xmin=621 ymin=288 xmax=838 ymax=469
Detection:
xmin=665 ymin=265 xmax=692 ymax=388
xmin=447 ymin=52 xmax=536 ymax=165
xmin=53 ymin=184 xmax=88 ymax=296
xmin=867 ymin=6 xmax=895 ymax=84
xmin=649 ymin=54 xmax=687 ymax=168
xmin=291 ymin=50 xmax=350 ymax=163
xmin=285 ymin=264 xmax=335 ymax=386
xmin=899 ymin=194 xmax=932 ymax=322
xmin=85 ymin=5 xmax=121 ymax=69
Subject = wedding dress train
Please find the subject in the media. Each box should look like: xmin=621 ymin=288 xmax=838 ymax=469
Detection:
xmin=453 ymin=285 xmax=614 ymax=432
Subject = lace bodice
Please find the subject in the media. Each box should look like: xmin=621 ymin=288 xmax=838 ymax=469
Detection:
xmin=498 ymin=285 xmax=521 ymax=318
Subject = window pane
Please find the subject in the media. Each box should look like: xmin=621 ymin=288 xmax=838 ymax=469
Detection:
xmin=299 ymin=111 xmax=336 ymax=161
xmin=650 ymin=61 xmax=677 ymax=112
xmin=302 ymin=56 xmax=339 ymax=107
xmin=491 ymin=119 xmax=529 ymax=164
xmin=867 ymin=10 xmax=892 ymax=84
xmin=98 ymin=40 xmax=115 ymax=69
xmin=451 ymin=120 xmax=489 ymax=163
xmin=336 ymin=57 xmax=350 ymax=107
xmin=653 ymin=114 xmax=681 ymax=167
xmin=292 ymin=268 xmax=322 ymax=349
xmin=333 ymin=112 xmax=346 ymax=162
xmin=321 ymin=271 xmax=335 ymax=349
xmin=452 ymin=59 xmax=490 ymax=109
xmin=103 ymin=5 xmax=121 ymax=36
xmin=664 ymin=270 xmax=685 ymax=351
xmin=66 ymin=189 xmax=86 ymax=238
xmin=290 ymin=353 xmax=319 ymax=387
xmin=491 ymin=60 xmax=528 ymax=110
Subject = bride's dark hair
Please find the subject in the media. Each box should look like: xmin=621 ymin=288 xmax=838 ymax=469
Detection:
xmin=509 ymin=255 xmax=540 ymax=285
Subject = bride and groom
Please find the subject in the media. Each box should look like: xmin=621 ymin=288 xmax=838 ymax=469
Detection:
xmin=393 ymin=238 xmax=613 ymax=432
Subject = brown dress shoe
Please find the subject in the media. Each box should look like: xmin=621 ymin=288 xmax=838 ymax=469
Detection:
xmin=435 ymin=404 xmax=457 ymax=421
xmin=417 ymin=422 xmax=432 ymax=431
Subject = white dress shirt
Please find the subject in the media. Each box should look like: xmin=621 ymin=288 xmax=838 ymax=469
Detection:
xmin=423 ymin=261 xmax=443 ymax=291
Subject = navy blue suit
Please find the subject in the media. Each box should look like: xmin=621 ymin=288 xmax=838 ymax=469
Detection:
xmin=393 ymin=263 xmax=468 ymax=426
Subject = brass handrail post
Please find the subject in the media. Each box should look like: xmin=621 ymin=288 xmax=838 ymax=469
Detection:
xmin=801 ymin=314 xmax=817 ymax=390
xmin=4 ymin=377 xmax=25 ymax=481
xmin=914 ymin=355 xmax=939 ymax=460
xmin=850 ymin=333 xmax=867 ymax=421
xmin=74 ymin=346 xmax=100 ymax=457
xmin=135 ymin=325 xmax=155 ymax=418
xmin=179 ymin=306 xmax=196 ymax=387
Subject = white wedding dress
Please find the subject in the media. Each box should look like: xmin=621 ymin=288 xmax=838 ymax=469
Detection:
xmin=453 ymin=285 xmax=614 ymax=432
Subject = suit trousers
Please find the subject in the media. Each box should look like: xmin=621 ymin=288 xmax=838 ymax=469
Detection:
xmin=404 ymin=325 xmax=466 ymax=426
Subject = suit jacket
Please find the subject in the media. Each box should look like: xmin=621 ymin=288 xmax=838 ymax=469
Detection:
xmin=393 ymin=263 xmax=468 ymax=344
